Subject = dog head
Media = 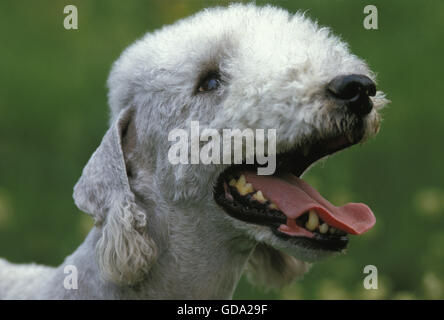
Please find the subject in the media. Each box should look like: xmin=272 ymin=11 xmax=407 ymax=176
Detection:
xmin=74 ymin=4 xmax=388 ymax=287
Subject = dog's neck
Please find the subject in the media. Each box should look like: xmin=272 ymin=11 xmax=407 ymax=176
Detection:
xmin=139 ymin=203 xmax=257 ymax=299
xmin=53 ymin=205 xmax=256 ymax=299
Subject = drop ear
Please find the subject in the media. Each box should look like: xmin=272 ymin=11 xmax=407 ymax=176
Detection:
xmin=73 ymin=106 xmax=157 ymax=285
xmin=246 ymin=243 xmax=311 ymax=289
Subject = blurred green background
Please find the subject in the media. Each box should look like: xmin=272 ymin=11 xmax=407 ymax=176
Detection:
xmin=0 ymin=0 xmax=443 ymax=299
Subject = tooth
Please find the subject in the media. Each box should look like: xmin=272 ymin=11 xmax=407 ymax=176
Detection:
xmin=236 ymin=175 xmax=246 ymax=187
xmin=329 ymin=227 xmax=337 ymax=234
xmin=234 ymin=174 xmax=254 ymax=195
xmin=253 ymin=190 xmax=267 ymax=203
xmin=269 ymin=203 xmax=278 ymax=210
xmin=244 ymin=183 xmax=253 ymax=193
xmin=305 ymin=210 xmax=319 ymax=231
xmin=238 ymin=183 xmax=253 ymax=195
xmin=319 ymin=223 xmax=328 ymax=234
xmin=229 ymin=179 xmax=237 ymax=187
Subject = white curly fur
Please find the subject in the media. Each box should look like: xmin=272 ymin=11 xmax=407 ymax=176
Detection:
xmin=0 ymin=3 xmax=387 ymax=299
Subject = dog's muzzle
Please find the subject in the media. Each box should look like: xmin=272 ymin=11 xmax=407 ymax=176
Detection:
xmin=327 ymin=74 xmax=376 ymax=116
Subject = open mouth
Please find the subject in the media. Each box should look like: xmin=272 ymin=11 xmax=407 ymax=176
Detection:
xmin=214 ymin=127 xmax=376 ymax=252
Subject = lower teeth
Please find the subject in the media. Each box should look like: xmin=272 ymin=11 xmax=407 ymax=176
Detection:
xmin=319 ymin=223 xmax=329 ymax=234
xmin=297 ymin=210 xmax=345 ymax=236
xmin=252 ymin=190 xmax=266 ymax=203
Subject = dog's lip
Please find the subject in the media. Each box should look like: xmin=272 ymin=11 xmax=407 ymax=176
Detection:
xmin=271 ymin=227 xmax=349 ymax=251
xmin=276 ymin=132 xmax=362 ymax=177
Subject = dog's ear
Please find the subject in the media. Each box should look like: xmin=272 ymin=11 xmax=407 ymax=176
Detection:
xmin=246 ymin=243 xmax=311 ymax=289
xmin=73 ymin=106 xmax=157 ymax=285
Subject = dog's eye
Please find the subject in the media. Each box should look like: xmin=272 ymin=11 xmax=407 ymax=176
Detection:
xmin=197 ymin=72 xmax=221 ymax=93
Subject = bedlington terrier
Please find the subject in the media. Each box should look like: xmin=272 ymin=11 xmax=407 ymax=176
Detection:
xmin=0 ymin=3 xmax=387 ymax=299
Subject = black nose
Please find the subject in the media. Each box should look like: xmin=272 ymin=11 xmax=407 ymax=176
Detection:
xmin=327 ymin=74 xmax=376 ymax=116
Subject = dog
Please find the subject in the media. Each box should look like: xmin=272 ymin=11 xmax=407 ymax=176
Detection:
xmin=0 ymin=3 xmax=388 ymax=299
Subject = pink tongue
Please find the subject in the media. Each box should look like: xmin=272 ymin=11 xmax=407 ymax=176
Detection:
xmin=243 ymin=172 xmax=375 ymax=235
